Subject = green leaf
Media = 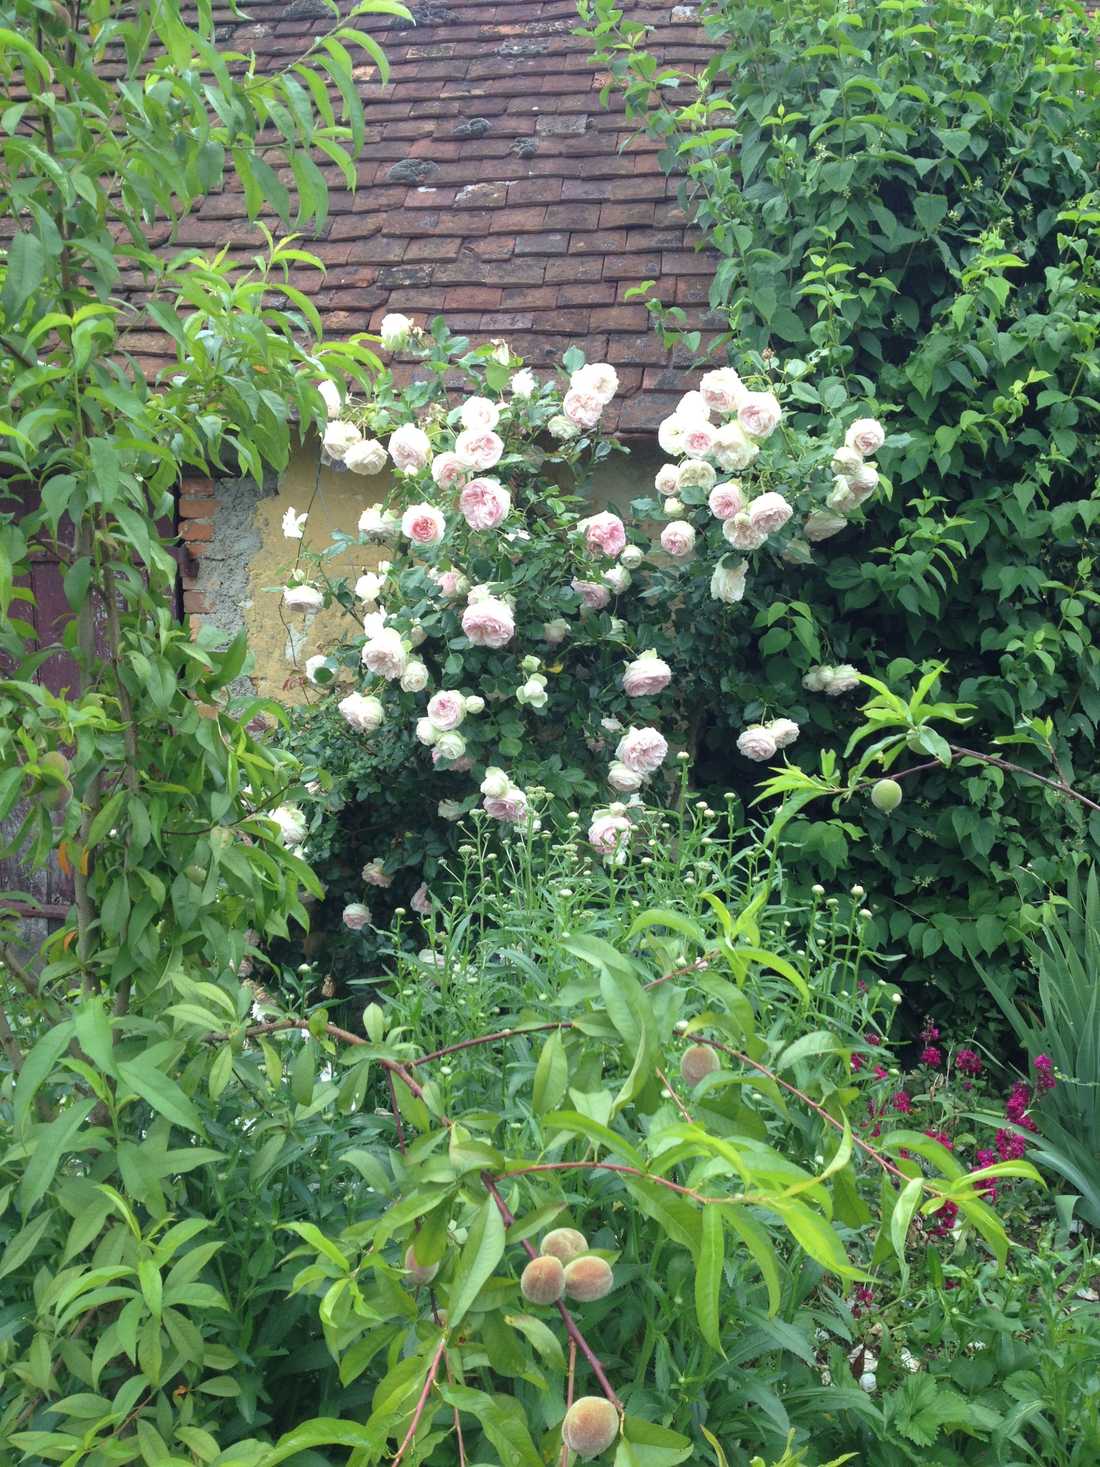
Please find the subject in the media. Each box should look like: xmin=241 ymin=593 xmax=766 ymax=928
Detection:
xmin=890 ymin=1176 xmax=924 ymax=1272
xmin=725 ymin=1207 xmax=782 ymax=1316
xmin=73 ymin=1000 xmax=114 ymax=1075
xmin=290 ymin=1042 xmax=316 ymax=1106
xmin=1 ymin=231 xmax=45 ymax=324
xmin=13 ymin=1021 xmax=74 ymax=1134
xmin=614 ymin=1416 xmax=691 ymax=1467
xmin=766 ymin=1198 xmax=865 ymax=1280
xmin=694 ymin=1204 xmax=724 ymax=1353
xmin=18 ymin=1099 xmax=97 ymax=1216
xmin=0 ymin=1211 xmax=53 ymax=1281
xmin=446 ymin=1194 xmax=505 ymax=1329
xmin=504 ymin=1312 xmax=565 ymax=1370
xmin=254 ymin=1416 xmax=381 ymax=1464
xmin=532 ymin=1030 xmax=568 ymax=1115
xmin=282 ymin=1222 xmax=351 ymax=1273
xmin=116 ymin=1058 xmax=203 ymax=1135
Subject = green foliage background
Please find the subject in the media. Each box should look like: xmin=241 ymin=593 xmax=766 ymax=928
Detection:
xmin=584 ymin=0 xmax=1100 ymax=1018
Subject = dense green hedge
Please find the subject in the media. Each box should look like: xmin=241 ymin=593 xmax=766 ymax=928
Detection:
xmin=586 ymin=0 xmax=1100 ymax=1020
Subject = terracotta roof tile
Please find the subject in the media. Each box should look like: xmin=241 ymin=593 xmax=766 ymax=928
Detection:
xmin=130 ymin=0 xmax=724 ymax=428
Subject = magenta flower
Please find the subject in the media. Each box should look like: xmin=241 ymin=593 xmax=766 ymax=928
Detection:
xmin=955 ymin=1048 xmax=982 ymax=1076
xmin=873 ymin=1064 xmax=888 ymax=1081
xmin=850 ymin=1053 xmax=864 ymax=1073
xmin=924 ymin=1129 xmax=954 ymax=1150
xmin=926 ymin=1200 xmax=959 ymax=1238
xmin=920 ymin=1045 xmax=943 ymax=1068
xmin=1034 ymin=1054 xmax=1056 ymax=1092
xmin=995 ymin=1128 xmax=1027 ymax=1161
xmin=891 ymin=1090 xmax=913 ymax=1114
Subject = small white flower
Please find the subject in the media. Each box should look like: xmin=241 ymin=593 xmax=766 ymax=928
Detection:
xmin=510 ymin=368 xmax=536 ymax=399
xmin=379 ymin=312 xmax=413 ymax=350
xmin=282 ymin=506 xmax=308 ymax=539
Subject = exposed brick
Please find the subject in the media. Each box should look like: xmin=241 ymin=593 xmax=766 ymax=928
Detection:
xmin=178 ymin=497 xmax=217 ymax=520
xmin=444 ymin=286 xmax=503 ymax=309
xmin=488 ymin=206 xmax=547 ymax=233
xmin=178 ymin=476 xmax=215 ymax=499
xmin=182 ymin=521 xmax=214 ymax=543
xmin=514 ymin=232 xmax=570 ymax=255
xmin=183 ymin=591 xmax=210 ymax=614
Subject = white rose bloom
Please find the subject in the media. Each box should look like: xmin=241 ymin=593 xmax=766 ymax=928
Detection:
xmin=676 ymin=458 xmax=717 ymax=492
xmin=438 ymin=799 xmax=465 ymax=821
xmin=607 ymin=760 xmax=644 ymax=793
xmin=463 ymin=694 xmax=485 ymax=715
xmin=355 ymin=571 xmax=385 ymax=603
xmin=379 ymin=312 xmax=413 ymax=350
xmin=802 ymin=666 xmax=829 ymax=693
xmin=337 ymin=692 xmax=384 ymax=732
xmin=570 ymin=361 xmax=619 ymax=403
xmin=845 ymin=417 xmax=886 ymax=456
xmin=699 ymin=367 xmax=746 ymax=415
xmin=767 ymin=717 xmax=800 ymax=749
xmin=655 ymin=463 xmax=680 ymax=495
xmin=459 ymin=395 xmax=501 ymax=432
xmin=516 ymin=674 xmax=549 ymax=709
xmin=657 ymin=415 xmax=688 ymax=456
xmin=831 ymin=445 xmax=864 ymax=479
xmin=603 ymin=565 xmax=632 ymax=594
xmin=358 ymin=506 xmax=399 ymax=541
xmin=737 ymin=725 xmax=778 ymax=761
xmin=849 ymin=462 xmax=879 ymax=497
xmin=543 ymin=617 xmax=569 ymax=645
xmin=676 ymin=390 xmax=712 ymax=421
xmin=434 ymin=730 xmax=467 ymax=761
xmin=548 ymin=414 xmax=579 ymax=441
xmin=415 ymin=717 xmax=438 ymax=746
xmin=804 ymin=511 xmax=849 ymax=542
xmin=269 ymin=805 xmax=307 ymax=846
xmin=322 ymin=420 xmax=362 ymax=463
xmin=712 ymin=421 xmax=759 ymax=472
xmin=620 ymin=544 xmax=644 ymax=570
xmin=283 ymin=584 xmax=324 ymax=611
xmin=360 ymin=627 xmax=408 ymax=681
xmin=317 ymin=379 xmax=342 ymax=417
xmin=663 ymin=497 xmax=685 ymax=516
xmin=710 ymin=560 xmax=747 ymax=604
xmin=400 ymin=660 xmax=429 ymax=692
xmin=282 ymin=506 xmax=308 ymax=539
xmin=361 ymin=609 xmax=387 ymax=639
xmin=510 ymin=368 xmax=536 ymax=399
xmin=304 ymin=654 xmax=328 ymax=684
xmin=480 ymin=767 xmax=511 ymax=799
xmin=824 ymin=664 xmax=861 ymax=696
xmin=345 ymin=438 xmax=388 ymax=476
xmin=827 ymin=479 xmax=860 ymax=514
xmin=782 ymin=538 xmax=814 ymax=565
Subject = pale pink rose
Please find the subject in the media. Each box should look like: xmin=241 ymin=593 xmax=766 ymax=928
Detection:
xmin=342 ymin=902 xmax=372 ymax=930
xmin=607 ymin=760 xmax=644 ymax=793
xmin=360 ymin=629 xmax=408 ymax=681
xmin=660 ymin=520 xmax=696 ymax=559
xmin=454 ymin=427 xmax=504 ymax=470
xmin=588 ymin=812 xmax=632 ymax=856
xmin=401 ymin=503 xmax=446 ymax=545
xmin=459 ymin=477 xmax=511 ymax=530
xmin=432 ymin=567 xmax=468 ymax=599
xmin=426 ymin=690 xmax=466 ymax=731
xmin=362 ymin=859 xmax=391 ymax=888
xmin=431 ymin=451 xmax=468 ymax=491
xmin=804 ymin=511 xmax=848 ymax=542
xmin=322 ymin=420 xmax=362 ymax=462
xmin=580 ymin=511 xmax=626 ymax=558
xmin=570 ymin=362 xmax=619 ymax=403
xmin=483 ymin=787 xmax=528 ymax=822
xmin=655 ymin=464 xmax=680 ymax=495
xmin=410 ymin=882 xmax=432 ymax=915
xmin=710 ymin=561 xmax=747 ymax=603
xmin=722 ymin=513 xmax=769 ymax=551
xmin=317 ymin=379 xmax=342 ymax=417
xmin=543 ymin=617 xmax=570 ymax=644
xmin=831 ymin=445 xmax=864 ymax=479
xmin=845 ymin=418 xmax=885 ymax=456
xmin=737 ymin=726 xmax=777 ymax=762
xmin=826 ymin=480 xmax=859 ymax=515
xmin=825 ymin=664 xmax=861 ymax=696
xmin=681 ymin=420 xmax=717 ymax=458
xmin=460 ymin=396 xmax=500 ymax=432
xmin=345 ymin=439 xmax=388 ymax=476
xmin=767 ymin=717 xmax=800 ymax=749
xmin=389 ymin=422 xmax=431 ymax=473
xmin=461 ymin=597 xmax=515 ymax=648
xmin=737 ymin=391 xmax=782 ymax=440
xmin=677 ymin=390 xmax=712 ymax=421
xmin=708 ymin=482 xmax=744 ymax=521
xmin=699 ymin=367 xmax=746 ymax=415
xmin=562 ymin=387 xmax=604 ymax=431
xmin=712 ymin=422 xmax=759 ymax=472
xmin=747 ymin=492 xmax=793 ymax=537
xmin=849 ymin=462 xmax=879 ymax=497
xmin=622 ymin=653 xmax=672 ymax=698
xmin=572 ymin=578 xmax=611 ymax=611
xmin=615 ymin=726 xmax=668 ymax=774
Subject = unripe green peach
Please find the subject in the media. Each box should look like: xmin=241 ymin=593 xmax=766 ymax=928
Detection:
xmin=562 ymin=1397 xmax=619 ymax=1459
xmin=520 ymin=1254 xmax=565 ymax=1305
xmin=871 ymin=778 xmax=902 ymax=813
xmin=404 ymin=1244 xmax=440 ymax=1285
xmin=41 ymin=780 xmax=72 ymax=810
xmin=184 ymin=863 xmax=206 ymax=885
xmin=541 ymin=1227 xmax=588 ymax=1263
xmin=563 ymin=1255 xmax=614 ymax=1302
xmin=41 ymin=751 xmax=70 ymax=779
xmin=680 ymin=1043 xmax=720 ymax=1087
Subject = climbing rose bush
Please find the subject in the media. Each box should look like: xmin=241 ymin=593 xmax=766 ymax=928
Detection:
xmin=279 ymin=321 xmax=888 ymax=926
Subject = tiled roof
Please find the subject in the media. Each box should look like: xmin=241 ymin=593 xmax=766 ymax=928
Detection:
xmin=120 ymin=0 xmax=723 ymax=431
